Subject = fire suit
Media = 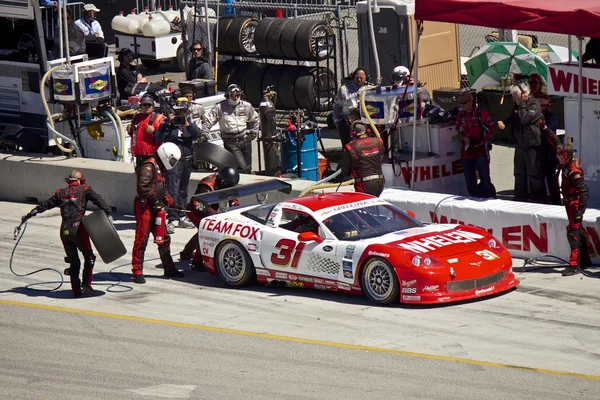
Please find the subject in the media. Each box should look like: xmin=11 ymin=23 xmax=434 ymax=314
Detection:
xmin=128 ymin=111 xmax=165 ymax=166
xmin=559 ymin=158 xmax=591 ymax=268
xmin=28 ymin=182 xmax=111 ymax=296
xmin=132 ymin=157 xmax=178 ymax=276
xmin=341 ymin=135 xmax=385 ymax=196
xmin=181 ymin=174 xmax=238 ymax=267
xmin=203 ymin=99 xmax=259 ymax=174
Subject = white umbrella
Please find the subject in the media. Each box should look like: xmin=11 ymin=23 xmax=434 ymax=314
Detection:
xmin=547 ymin=44 xmax=579 ymax=63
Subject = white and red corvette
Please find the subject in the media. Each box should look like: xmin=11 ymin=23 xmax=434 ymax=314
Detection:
xmin=198 ymin=192 xmax=519 ymax=305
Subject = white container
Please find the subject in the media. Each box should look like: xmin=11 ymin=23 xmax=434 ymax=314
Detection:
xmin=142 ymin=15 xmax=171 ymax=37
xmin=164 ymin=5 xmax=179 ymax=22
xmin=154 ymin=9 xmax=173 ymax=24
xmin=112 ymin=11 xmax=140 ymax=34
xmin=52 ymin=66 xmax=76 ymax=102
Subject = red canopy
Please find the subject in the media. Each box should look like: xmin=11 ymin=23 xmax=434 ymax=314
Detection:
xmin=415 ymin=0 xmax=600 ymax=39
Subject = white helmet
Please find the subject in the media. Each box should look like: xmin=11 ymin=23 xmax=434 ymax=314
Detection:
xmin=392 ymin=66 xmax=410 ymax=82
xmin=156 ymin=142 xmax=181 ymax=171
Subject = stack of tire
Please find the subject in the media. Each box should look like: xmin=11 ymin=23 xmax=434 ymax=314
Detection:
xmin=218 ymin=60 xmax=335 ymax=111
xmin=217 ymin=16 xmax=259 ymax=54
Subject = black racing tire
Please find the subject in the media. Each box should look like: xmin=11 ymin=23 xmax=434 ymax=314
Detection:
xmin=217 ymin=16 xmax=235 ymax=53
xmin=244 ymin=62 xmax=267 ymax=107
xmin=278 ymin=66 xmax=300 ymax=109
xmin=227 ymin=61 xmax=253 ymax=91
xmin=215 ymin=240 xmax=256 ymax=287
xmin=294 ymin=67 xmax=335 ymax=111
xmin=280 ymin=19 xmax=304 ymax=59
xmin=193 ymin=142 xmax=239 ymax=169
xmin=253 ymin=18 xmax=277 ymax=56
xmin=225 ymin=17 xmax=258 ymax=54
xmin=295 ymin=20 xmax=334 ymax=60
xmin=216 ymin=59 xmax=237 ymax=92
xmin=263 ymin=65 xmax=285 ymax=109
xmin=176 ymin=44 xmax=186 ymax=73
xmin=360 ymin=257 xmax=399 ymax=306
xmin=266 ymin=19 xmax=291 ymax=58
xmin=140 ymin=58 xmax=161 ymax=69
xmin=81 ymin=210 xmax=127 ymax=264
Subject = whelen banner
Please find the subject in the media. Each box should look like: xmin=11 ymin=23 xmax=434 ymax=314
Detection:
xmin=548 ymin=63 xmax=600 ymax=100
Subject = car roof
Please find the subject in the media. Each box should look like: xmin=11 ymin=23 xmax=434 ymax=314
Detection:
xmin=284 ymin=192 xmax=376 ymax=212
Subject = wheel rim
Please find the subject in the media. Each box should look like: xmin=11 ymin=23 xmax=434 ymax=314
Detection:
xmin=310 ymin=25 xmax=333 ymax=58
xmin=364 ymin=260 xmax=394 ymax=301
xmin=241 ymin=23 xmax=257 ymax=53
xmin=218 ymin=243 xmax=246 ymax=282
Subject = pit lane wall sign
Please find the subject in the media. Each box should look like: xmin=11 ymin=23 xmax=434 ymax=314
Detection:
xmin=382 ymin=188 xmax=600 ymax=261
xmin=548 ymin=63 xmax=600 ymax=100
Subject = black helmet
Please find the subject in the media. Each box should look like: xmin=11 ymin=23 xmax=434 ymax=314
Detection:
xmin=216 ymin=166 xmax=240 ymax=188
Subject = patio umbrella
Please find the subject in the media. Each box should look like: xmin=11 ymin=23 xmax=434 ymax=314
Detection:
xmin=465 ymin=42 xmax=548 ymax=90
xmin=546 ymin=44 xmax=579 ymax=64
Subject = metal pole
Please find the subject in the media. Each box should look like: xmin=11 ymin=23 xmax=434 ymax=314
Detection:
xmin=411 ymin=18 xmax=419 ymax=189
xmin=62 ymin=1 xmax=70 ymax=64
xmin=180 ymin=1 xmax=189 ymax=78
xmin=578 ymin=36 xmax=583 ymax=160
xmin=568 ymin=35 xmax=573 ymax=63
xmin=215 ymin=0 xmax=220 ymax=85
xmin=204 ymin=0 xmax=212 ymax=68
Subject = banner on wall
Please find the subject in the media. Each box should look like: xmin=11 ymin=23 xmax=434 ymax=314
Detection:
xmin=548 ymin=63 xmax=600 ymax=100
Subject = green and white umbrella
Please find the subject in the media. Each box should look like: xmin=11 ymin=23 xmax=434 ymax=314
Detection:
xmin=465 ymin=42 xmax=548 ymax=90
xmin=546 ymin=44 xmax=579 ymax=64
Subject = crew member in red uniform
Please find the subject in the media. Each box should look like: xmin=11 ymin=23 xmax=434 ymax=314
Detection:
xmin=455 ymin=91 xmax=495 ymax=198
xmin=132 ymin=142 xmax=185 ymax=283
xmin=180 ymin=166 xmax=240 ymax=270
xmin=340 ymin=121 xmax=385 ymax=196
xmin=21 ymin=170 xmax=112 ymax=297
xmin=128 ymin=94 xmax=165 ymax=167
xmin=557 ymin=144 xmax=591 ymax=276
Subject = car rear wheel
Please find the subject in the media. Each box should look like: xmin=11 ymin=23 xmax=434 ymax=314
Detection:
xmin=361 ymin=257 xmax=399 ymax=305
xmin=215 ymin=240 xmax=256 ymax=287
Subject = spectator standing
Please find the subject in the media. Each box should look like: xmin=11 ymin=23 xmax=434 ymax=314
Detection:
xmin=128 ymin=94 xmax=164 ymax=168
xmin=537 ymin=95 xmax=562 ymax=205
xmin=155 ymin=99 xmax=203 ymax=233
xmin=116 ymin=48 xmax=148 ymax=101
xmin=497 ymin=83 xmax=545 ymax=203
xmin=50 ymin=8 xmax=86 ymax=58
xmin=203 ymin=84 xmax=260 ymax=174
xmin=528 ymin=73 xmax=545 ymax=99
xmin=455 ymin=91 xmax=496 ymax=198
xmin=75 ymin=4 xmax=104 ymax=39
xmin=187 ymin=40 xmax=212 ymax=80
xmin=333 ymin=67 xmax=370 ymax=147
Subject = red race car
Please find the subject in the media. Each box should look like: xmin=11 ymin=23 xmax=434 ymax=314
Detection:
xmin=197 ymin=190 xmax=519 ymax=305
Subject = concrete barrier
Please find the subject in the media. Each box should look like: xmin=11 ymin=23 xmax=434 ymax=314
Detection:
xmin=0 ymin=152 xmax=324 ymax=214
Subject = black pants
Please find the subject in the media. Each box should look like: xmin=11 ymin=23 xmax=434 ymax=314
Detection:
xmin=540 ymin=148 xmax=560 ymax=205
xmin=355 ymin=177 xmax=385 ymax=197
xmin=514 ymin=146 xmax=545 ymax=203
xmin=166 ymin=157 xmax=192 ymax=221
xmin=223 ymin=139 xmax=252 ymax=174
xmin=337 ymin=122 xmax=351 ymax=148
xmin=60 ymin=222 xmax=95 ymax=294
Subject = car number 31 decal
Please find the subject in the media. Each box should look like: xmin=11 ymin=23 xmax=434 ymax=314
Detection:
xmin=476 ymin=249 xmax=499 ymax=261
xmin=271 ymin=239 xmax=307 ymax=268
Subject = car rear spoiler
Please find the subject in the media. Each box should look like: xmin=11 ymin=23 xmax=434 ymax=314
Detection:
xmin=192 ymin=178 xmax=292 ymax=205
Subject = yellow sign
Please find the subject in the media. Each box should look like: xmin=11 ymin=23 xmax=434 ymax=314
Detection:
xmin=53 ymin=82 xmax=69 ymax=93
xmin=89 ymin=79 xmax=108 ymax=91
xmin=365 ymin=104 xmax=380 ymax=116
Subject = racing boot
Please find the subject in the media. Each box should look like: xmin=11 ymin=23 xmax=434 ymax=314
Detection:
xmin=133 ymin=274 xmax=146 ymax=284
xmin=82 ymin=256 xmax=96 ymax=294
xmin=164 ymin=268 xmax=185 ymax=278
xmin=562 ymin=266 xmax=581 ymax=276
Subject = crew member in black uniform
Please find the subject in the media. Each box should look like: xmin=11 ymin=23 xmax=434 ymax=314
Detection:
xmin=21 ymin=170 xmax=112 ymax=297
xmin=340 ymin=121 xmax=385 ymax=196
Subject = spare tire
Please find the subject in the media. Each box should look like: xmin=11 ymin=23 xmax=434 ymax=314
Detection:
xmin=295 ymin=20 xmax=334 ymax=60
xmin=216 ymin=59 xmax=237 ymax=91
xmin=225 ymin=17 xmax=258 ymax=54
xmin=253 ymin=18 xmax=277 ymax=56
xmin=266 ymin=19 xmax=291 ymax=58
xmin=244 ymin=62 xmax=267 ymax=107
xmin=280 ymin=19 xmax=304 ymax=59
xmin=227 ymin=62 xmax=254 ymax=92
xmin=263 ymin=64 xmax=285 ymax=109
xmin=278 ymin=66 xmax=300 ymax=109
xmin=217 ymin=16 xmax=235 ymax=53
xmin=294 ymin=67 xmax=335 ymax=111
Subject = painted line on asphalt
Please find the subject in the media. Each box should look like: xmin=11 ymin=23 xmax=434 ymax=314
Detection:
xmin=2 ymin=298 xmax=599 ymax=381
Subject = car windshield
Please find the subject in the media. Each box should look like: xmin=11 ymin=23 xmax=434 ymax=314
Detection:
xmin=322 ymin=204 xmax=422 ymax=241
xmin=241 ymin=203 xmax=276 ymax=225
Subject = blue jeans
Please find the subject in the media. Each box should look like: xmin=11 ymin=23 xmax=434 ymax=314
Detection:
xmin=166 ymin=158 xmax=192 ymax=221
xmin=462 ymin=156 xmax=493 ymax=198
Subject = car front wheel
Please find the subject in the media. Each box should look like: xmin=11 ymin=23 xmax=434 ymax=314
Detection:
xmin=361 ymin=258 xmax=399 ymax=306
xmin=215 ymin=240 xmax=256 ymax=287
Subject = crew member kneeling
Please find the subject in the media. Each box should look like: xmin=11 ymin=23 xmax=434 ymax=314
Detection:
xmin=21 ymin=170 xmax=111 ymax=297
xmin=340 ymin=121 xmax=385 ymax=196
xmin=132 ymin=143 xmax=185 ymax=283
xmin=557 ymin=144 xmax=591 ymax=276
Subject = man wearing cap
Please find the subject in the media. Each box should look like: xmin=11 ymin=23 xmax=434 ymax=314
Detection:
xmin=203 ymin=84 xmax=259 ymax=174
xmin=128 ymin=94 xmax=165 ymax=168
xmin=75 ymin=4 xmax=104 ymax=39
xmin=340 ymin=121 xmax=385 ymax=197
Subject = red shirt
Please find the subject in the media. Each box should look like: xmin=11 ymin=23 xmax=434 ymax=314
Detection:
xmin=129 ymin=112 xmax=165 ymax=157
xmin=455 ymin=108 xmax=495 ymax=160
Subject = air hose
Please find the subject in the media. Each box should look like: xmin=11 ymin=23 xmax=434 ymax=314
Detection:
xmin=521 ymin=255 xmax=600 ymax=279
xmin=11 ymin=220 xmax=134 ymax=293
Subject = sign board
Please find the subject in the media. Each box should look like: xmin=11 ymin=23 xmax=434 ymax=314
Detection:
xmin=548 ymin=63 xmax=600 ymax=100
xmin=0 ymin=0 xmax=33 ymax=20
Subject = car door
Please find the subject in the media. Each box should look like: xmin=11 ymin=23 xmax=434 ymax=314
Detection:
xmin=260 ymin=209 xmax=342 ymax=285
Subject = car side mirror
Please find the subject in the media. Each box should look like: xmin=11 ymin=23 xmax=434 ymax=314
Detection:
xmin=297 ymin=231 xmax=323 ymax=243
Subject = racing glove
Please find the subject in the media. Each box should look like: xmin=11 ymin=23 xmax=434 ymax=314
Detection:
xmin=574 ymin=210 xmax=584 ymax=223
xmin=229 ymin=199 xmax=240 ymax=207
xmin=22 ymin=209 xmax=38 ymax=223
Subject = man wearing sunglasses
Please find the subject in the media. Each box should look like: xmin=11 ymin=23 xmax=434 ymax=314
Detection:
xmin=556 ymin=144 xmax=590 ymax=276
xmin=128 ymin=94 xmax=165 ymax=168
xmin=187 ymin=40 xmax=212 ymax=80
xmin=203 ymin=84 xmax=259 ymax=173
